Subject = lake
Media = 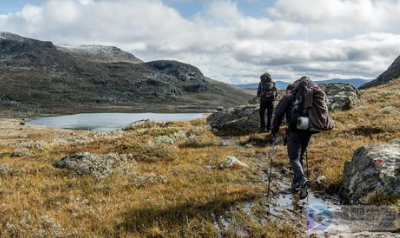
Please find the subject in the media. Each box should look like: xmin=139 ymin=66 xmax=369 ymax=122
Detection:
xmin=26 ymin=113 xmax=207 ymax=131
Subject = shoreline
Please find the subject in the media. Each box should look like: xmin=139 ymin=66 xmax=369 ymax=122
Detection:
xmin=0 ymin=105 xmax=220 ymax=119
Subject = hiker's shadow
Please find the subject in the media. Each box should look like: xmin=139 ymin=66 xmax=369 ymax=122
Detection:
xmin=238 ymin=133 xmax=276 ymax=148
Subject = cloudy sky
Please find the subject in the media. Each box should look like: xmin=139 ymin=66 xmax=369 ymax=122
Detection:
xmin=1 ymin=0 xmax=400 ymax=84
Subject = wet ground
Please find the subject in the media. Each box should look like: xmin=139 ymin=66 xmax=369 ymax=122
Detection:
xmin=266 ymin=174 xmax=400 ymax=237
xmin=231 ymin=135 xmax=400 ymax=237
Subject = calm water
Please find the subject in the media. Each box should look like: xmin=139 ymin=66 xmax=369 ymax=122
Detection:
xmin=26 ymin=113 xmax=206 ymax=131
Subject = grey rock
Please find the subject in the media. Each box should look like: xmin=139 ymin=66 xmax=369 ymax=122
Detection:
xmin=207 ymin=105 xmax=260 ymax=136
xmin=218 ymin=156 xmax=249 ymax=169
xmin=130 ymin=174 xmax=157 ymax=188
xmin=312 ymin=175 xmax=327 ymax=190
xmin=145 ymin=60 xmax=208 ymax=92
xmin=11 ymin=149 xmax=30 ymax=157
xmin=340 ymin=142 xmax=400 ymax=204
xmin=54 ymin=152 xmax=135 ymax=179
xmin=0 ymin=163 xmax=12 ymax=176
xmin=320 ymin=83 xmax=361 ymax=110
xmin=123 ymin=119 xmax=154 ymax=131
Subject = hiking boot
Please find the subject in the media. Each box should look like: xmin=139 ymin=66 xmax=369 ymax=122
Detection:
xmin=260 ymin=129 xmax=267 ymax=133
xmin=291 ymin=181 xmax=300 ymax=192
xmin=299 ymin=179 xmax=309 ymax=200
xmin=281 ymin=187 xmax=297 ymax=194
xmin=292 ymin=184 xmax=300 ymax=192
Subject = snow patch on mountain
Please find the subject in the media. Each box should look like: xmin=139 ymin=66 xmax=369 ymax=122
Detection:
xmin=57 ymin=44 xmax=143 ymax=64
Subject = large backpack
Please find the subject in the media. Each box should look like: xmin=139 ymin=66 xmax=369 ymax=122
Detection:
xmin=290 ymin=79 xmax=334 ymax=132
xmin=260 ymin=77 xmax=277 ymax=101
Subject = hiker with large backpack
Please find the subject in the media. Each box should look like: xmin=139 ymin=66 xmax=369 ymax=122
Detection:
xmin=271 ymin=76 xmax=334 ymax=199
xmin=257 ymin=72 xmax=278 ymax=133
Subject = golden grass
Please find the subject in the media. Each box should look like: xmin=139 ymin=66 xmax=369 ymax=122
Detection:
xmin=1 ymin=80 xmax=400 ymax=237
xmin=0 ymin=118 xmax=286 ymax=237
xmin=306 ymin=80 xmax=400 ymax=192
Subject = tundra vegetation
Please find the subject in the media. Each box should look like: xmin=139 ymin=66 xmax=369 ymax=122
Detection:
xmin=1 ymin=80 xmax=400 ymax=237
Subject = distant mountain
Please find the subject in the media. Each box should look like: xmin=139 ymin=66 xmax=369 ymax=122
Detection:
xmin=233 ymin=78 xmax=371 ymax=90
xmin=359 ymin=55 xmax=400 ymax=89
xmin=232 ymin=83 xmax=258 ymax=89
xmin=315 ymin=78 xmax=371 ymax=88
xmin=0 ymin=32 xmax=252 ymax=115
xmin=233 ymin=81 xmax=289 ymax=90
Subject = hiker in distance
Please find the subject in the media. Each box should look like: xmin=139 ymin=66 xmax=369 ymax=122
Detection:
xmin=271 ymin=76 xmax=334 ymax=199
xmin=257 ymin=72 xmax=278 ymax=133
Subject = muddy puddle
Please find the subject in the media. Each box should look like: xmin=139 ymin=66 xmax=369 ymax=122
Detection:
xmin=269 ymin=183 xmax=350 ymax=237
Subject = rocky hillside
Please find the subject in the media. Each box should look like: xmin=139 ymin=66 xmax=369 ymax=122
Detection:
xmin=0 ymin=32 xmax=252 ymax=115
xmin=359 ymin=54 xmax=400 ymax=89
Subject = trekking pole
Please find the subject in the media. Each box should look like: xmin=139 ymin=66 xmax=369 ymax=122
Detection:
xmin=267 ymin=137 xmax=283 ymax=199
xmin=306 ymin=149 xmax=309 ymax=178
xmin=266 ymin=144 xmax=273 ymax=199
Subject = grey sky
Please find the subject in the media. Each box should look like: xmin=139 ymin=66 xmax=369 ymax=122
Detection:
xmin=1 ymin=0 xmax=400 ymax=84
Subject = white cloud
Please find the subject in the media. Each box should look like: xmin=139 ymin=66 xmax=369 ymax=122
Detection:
xmin=44 ymin=0 xmax=80 ymax=25
xmin=0 ymin=0 xmax=400 ymax=84
xmin=270 ymin=0 xmax=400 ymax=35
xmin=20 ymin=5 xmax=43 ymax=24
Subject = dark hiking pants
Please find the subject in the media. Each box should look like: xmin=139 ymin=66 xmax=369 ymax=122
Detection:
xmin=287 ymin=130 xmax=312 ymax=187
xmin=259 ymin=100 xmax=274 ymax=131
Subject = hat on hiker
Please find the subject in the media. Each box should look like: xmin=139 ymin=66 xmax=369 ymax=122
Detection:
xmin=286 ymin=84 xmax=295 ymax=91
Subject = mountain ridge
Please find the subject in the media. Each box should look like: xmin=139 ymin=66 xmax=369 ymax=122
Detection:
xmin=0 ymin=32 xmax=252 ymax=116
xmin=57 ymin=44 xmax=144 ymax=64
xmin=359 ymin=54 xmax=400 ymax=89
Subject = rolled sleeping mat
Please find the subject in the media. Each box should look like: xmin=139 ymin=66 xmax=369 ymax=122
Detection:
xmin=297 ymin=117 xmax=310 ymax=130
xmin=297 ymin=117 xmax=321 ymax=132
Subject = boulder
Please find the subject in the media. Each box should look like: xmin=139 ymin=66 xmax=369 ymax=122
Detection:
xmin=207 ymin=105 xmax=260 ymax=136
xmin=319 ymin=83 xmax=361 ymax=111
xmin=340 ymin=141 xmax=400 ymax=204
xmin=54 ymin=152 xmax=135 ymax=179
xmin=218 ymin=156 xmax=249 ymax=169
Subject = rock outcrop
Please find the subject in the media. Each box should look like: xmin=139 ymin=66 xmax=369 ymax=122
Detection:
xmin=207 ymin=105 xmax=260 ymax=136
xmin=359 ymin=55 xmax=400 ymax=89
xmin=54 ymin=152 xmax=136 ymax=179
xmin=145 ymin=60 xmax=208 ymax=92
xmin=320 ymin=83 xmax=362 ymax=110
xmin=340 ymin=141 xmax=400 ymax=204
